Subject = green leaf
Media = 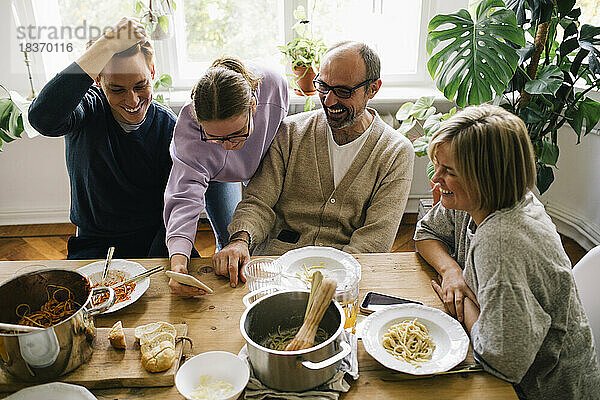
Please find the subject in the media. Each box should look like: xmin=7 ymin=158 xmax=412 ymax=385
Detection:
xmin=397 ymin=117 xmax=417 ymax=135
xmin=536 ymin=164 xmax=554 ymax=194
xmin=519 ymin=106 xmax=545 ymax=123
xmin=304 ymin=96 xmax=316 ymax=112
xmin=395 ymin=102 xmax=414 ymax=121
xmin=539 ymin=140 xmax=559 ymax=166
xmin=567 ymin=97 xmax=600 ymax=141
xmin=8 ymin=103 xmax=23 ymax=137
xmin=410 ymin=97 xmax=436 ymax=119
xmin=135 ymin=1 xmax=144 ymax=14
xmin=423 ymin=113 xmax=443 ymax=135
xmin=413 ymin=136 xmax=430 ymax=156
xmin=524 ymin=65 xmax=563 ymax=95
xmin=0 ymin=98 xmax=12 ymax=129
xmin=426 ymin=161 xmax=436 ymax=181
xmin=427 ymin=0 xmax=525 ymax=107
xmin=293 ymin=5 xmax=306 ymax=21
xmin=155 ymin=94 xmax=165 ymax=104
xmin=158 ymin=15 xmax=169 ymax=33
xmin=0 ymin=128 xmax=15 ymax=143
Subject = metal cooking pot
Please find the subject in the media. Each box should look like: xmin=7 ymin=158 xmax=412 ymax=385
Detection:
xmin=240 ymin=290 xmax=351 ymax=392
xmin=0 ymin=268 xmax=114 ymax=382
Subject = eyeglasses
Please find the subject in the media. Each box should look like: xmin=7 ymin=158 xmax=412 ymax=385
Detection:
xmin=200 ymin=109 xmax=252 ymax=143
xmin=312 ymin=75 xmax=375 ymax=99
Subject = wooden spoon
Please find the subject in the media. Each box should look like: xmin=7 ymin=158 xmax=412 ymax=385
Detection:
xmin=304 ymin=270 xmax=323 ymax=320
xmin=286 ymin=278 xmax=337 ymax=351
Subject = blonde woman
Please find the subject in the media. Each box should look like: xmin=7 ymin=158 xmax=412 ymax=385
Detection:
xmin=415 ymin=105 xmax=600 ymax=399
xmin=164 ymin=58 xmax=288 ymax=297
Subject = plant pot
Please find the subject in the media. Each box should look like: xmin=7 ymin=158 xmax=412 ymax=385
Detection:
xmin=292 ymin=66 xmax=317 ymax=96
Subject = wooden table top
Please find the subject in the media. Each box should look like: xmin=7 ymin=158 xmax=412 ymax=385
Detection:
xmin=0 ymin=253 xmax=517 ymax=399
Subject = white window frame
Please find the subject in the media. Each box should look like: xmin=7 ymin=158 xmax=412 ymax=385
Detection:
xmin=153 ymin=0 xmax=471 ymax=89
xmin=18 ymin=0 xmax=469 ymax=90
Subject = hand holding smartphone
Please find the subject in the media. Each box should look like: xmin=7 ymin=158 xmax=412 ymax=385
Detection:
xmin=360 ymin=291 xmax=422 ymax=314
xmin=165 ymin=270 xmax=214 ymax=294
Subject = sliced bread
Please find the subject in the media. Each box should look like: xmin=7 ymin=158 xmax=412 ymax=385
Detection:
xmin=134 ymin=321 xmax=176 ymax=344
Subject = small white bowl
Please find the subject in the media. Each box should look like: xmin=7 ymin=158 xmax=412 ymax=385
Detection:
xmin=175 ymin=351 xmax=250 ymax=400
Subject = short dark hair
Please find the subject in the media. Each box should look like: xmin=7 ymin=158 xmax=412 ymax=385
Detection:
xmin=325 ymin=41 xmax=380 ymax=81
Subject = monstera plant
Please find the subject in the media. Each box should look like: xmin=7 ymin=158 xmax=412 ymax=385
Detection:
xmin=427 ymin=0 xmax=600 ymax=194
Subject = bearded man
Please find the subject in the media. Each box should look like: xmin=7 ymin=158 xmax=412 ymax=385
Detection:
xmin=212 ymin=41 xmax=414 ymax=288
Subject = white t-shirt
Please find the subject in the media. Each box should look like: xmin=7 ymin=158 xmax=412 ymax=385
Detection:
xmin=327 ymin=119 xmax=374 ymax=188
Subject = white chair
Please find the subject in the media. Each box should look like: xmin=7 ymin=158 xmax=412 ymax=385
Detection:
xmin=572 ymin=245 xmax=600 ymax=363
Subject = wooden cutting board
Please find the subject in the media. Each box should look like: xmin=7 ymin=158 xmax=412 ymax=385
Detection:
xmin=0 ymin=323 xmax=188 ymax=392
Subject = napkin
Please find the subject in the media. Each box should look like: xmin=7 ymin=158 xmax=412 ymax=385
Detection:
xmin=240 ymin=331 xmax=358 ymax=400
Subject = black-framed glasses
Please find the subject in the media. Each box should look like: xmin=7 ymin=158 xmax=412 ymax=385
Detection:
xmin=200 ymin=108 xmax=252 ymax=143
xmin=312 ymin=75 xmax=375 ymax=99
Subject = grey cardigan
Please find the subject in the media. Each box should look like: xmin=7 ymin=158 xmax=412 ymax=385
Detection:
xmin=229 ymin=108 xmax=414 ymax=255
xmin=415 ymin=192 xmax=600 ymax=399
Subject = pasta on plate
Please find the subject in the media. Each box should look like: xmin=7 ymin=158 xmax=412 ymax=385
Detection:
xmin=382 ymin=319 xmax=435 ymax=365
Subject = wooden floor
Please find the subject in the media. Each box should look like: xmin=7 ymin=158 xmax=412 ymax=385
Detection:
xmin=0 ymin=214 xmax=588 ymax=266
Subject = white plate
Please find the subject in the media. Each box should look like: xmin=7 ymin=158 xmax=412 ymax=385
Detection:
xmin=77 ymin=259 xmax=150 ymax=313
xmin=5 ymin=382 xmax=96 ymax=400
xmin=362 ymin=304 xmax=469 ymax=375
xmin=275 ymin=246 xmax=361 ymax=290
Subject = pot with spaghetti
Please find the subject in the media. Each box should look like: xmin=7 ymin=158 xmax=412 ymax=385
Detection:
xmin=240 ymin=290 xmax=352 ymax=392
xmin=0 ymin=268 xmax=115 ymax=382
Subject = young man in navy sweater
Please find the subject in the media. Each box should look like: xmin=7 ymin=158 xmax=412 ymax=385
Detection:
xmin=29 ymin=17 xmax=176 ymax=259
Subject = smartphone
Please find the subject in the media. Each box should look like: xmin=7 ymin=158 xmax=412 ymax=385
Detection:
xmin=360 ymin=291 xmax=422 ymax=314
xmin=165 ymin=270 xmax=214 ymax=294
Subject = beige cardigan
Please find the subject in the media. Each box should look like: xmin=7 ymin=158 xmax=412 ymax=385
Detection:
xmin=228 ymin=108 xmax=415 ymax=255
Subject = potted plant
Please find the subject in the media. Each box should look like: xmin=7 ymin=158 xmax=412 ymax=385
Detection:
xmin=396 ymin=96 xmax=456 ymax=203
xmin=426 ymin=0 xmax=600 ymax=194
xmin=135 ymin=0 xmax=176 ymax=40
xmin=278 ymin=5 xmax=327 ymax=111
xmin=0 ymin=86 xmax=26 ymax=152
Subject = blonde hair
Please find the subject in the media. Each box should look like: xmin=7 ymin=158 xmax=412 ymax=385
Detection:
xmin=191 ymin=57 xmax=261 ymax=121
xmin=428 ymin=104 xmax=536 ymax=213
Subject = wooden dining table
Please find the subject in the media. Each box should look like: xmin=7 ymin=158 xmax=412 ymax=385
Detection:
xmin=0 ymin=253 xmax=517 ymax=399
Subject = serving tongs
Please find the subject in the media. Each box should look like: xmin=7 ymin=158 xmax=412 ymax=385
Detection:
xmin=100 ymin=246 xmax=115 ymax=286
xmin=110 ymin=265 xmax=165 ymax=288
xmin=0 ymin=322 xmax=44 ymax=333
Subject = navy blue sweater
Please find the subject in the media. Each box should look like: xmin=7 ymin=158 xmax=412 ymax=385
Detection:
xmin=29 ymin=62 xmax=176 ymax=237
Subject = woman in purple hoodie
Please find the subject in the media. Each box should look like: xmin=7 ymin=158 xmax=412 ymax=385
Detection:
xmin=164 ymin=58 xmax=288 ymax=297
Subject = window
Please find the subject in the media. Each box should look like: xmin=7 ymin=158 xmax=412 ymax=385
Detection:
xmin=170 ymin=0 xmax=285 ymax=85
xmin=165 ymin=0 xmax=469 ymax=88
xmin=17 ymin=0 xmax=469 ymax=88
xmin=576 ymin=0 xmax=600 ymax=26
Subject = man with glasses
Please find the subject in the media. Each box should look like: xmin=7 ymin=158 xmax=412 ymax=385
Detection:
xmin=213 ymin=41 xmax=414 ymax=287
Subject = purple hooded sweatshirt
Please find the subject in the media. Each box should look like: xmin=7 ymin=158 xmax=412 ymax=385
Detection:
xmin=164 ymin=65 xmax=289 ymax=258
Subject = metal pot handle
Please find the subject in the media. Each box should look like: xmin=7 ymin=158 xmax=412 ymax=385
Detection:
xmin=242 ymin=286 xmax=280 ymax=308
xmin=301 ymin=340 xmax=352 ymax=370
xmin=86 ymin=286 xmax=116 ymax=316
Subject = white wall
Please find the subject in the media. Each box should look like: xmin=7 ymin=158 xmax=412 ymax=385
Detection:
xmin=542 ymin=128 xmax=600 ymax=251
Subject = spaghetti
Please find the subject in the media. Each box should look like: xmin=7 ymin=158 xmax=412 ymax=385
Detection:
xmin=382 ymin=319 xmax=435 ymax=365
xmin=91 ymin=270 xmax=136 ymax=306
xmin=262 ymin=326 xmax=329 ymax=351
xmin=16 ymin=284 xmax=81 ymax=328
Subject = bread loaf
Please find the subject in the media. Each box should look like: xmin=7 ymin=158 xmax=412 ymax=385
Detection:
xmin=135 ymin=321 xmax=177 ymax=373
